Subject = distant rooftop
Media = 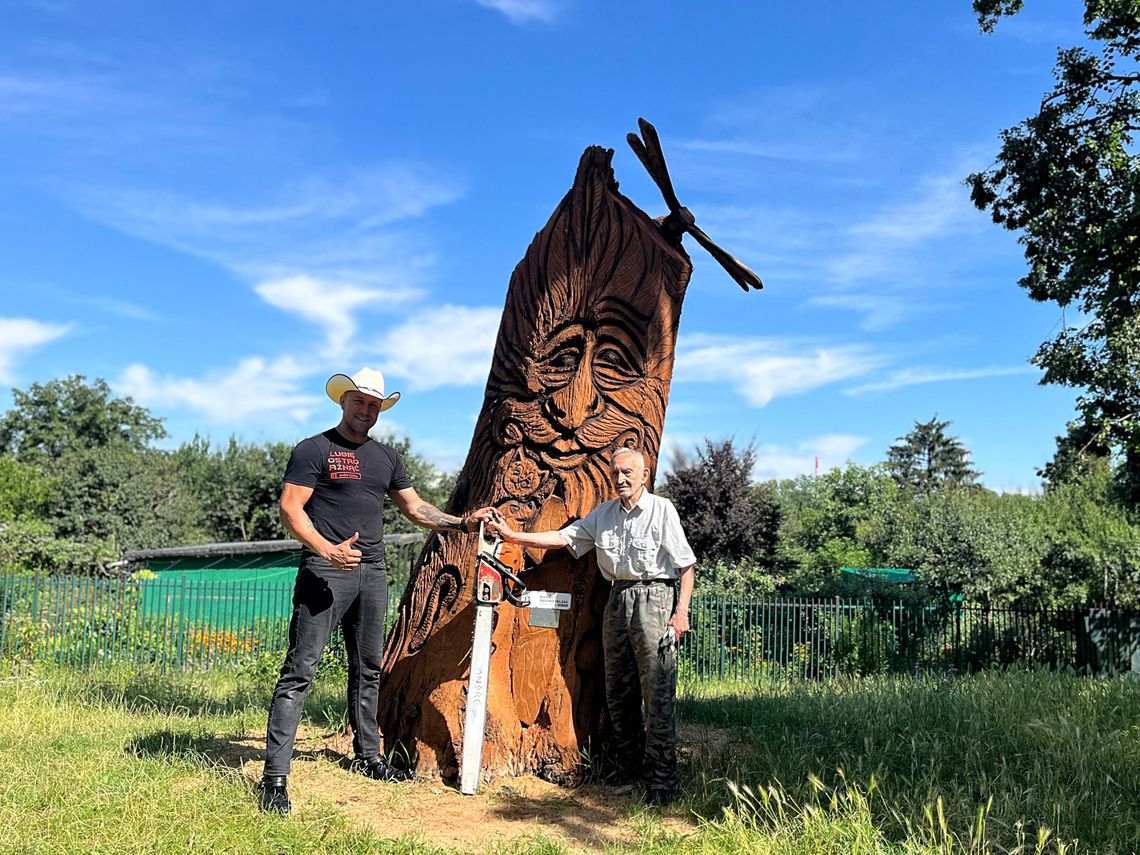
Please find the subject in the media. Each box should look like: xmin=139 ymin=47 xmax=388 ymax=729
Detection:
xmin=123 ymin=533 xmax=424 ymax=562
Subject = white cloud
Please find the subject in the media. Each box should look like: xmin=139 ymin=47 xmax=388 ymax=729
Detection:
xmin=72 ymin=166 xmax=462 ymax=286
xmin=474 ymin=0 xmax=561 ymax=24
xmin=679 ymin=137 xmax=852 ymax=164
xmin=751 ymin=434 xmax=869 ymax=481
xmin=254 ymin=275 xmax=422 ymax=359
xmin=68 ymin=167 xmax=462 ymax=357
xmin=0 ymin=71 xmax=109 ymax=117
xmin=846 ymin=365 xmax=1036 ymax=395
xmin=114 ymin=355 xmax=322 ymax=426
xmin=851 ymin=173 xmax=975 ymax=243
xmin=674 ymin=333 xmax=885 ymax=406
xmin=370 ymin=417 xmax=411 ymax=444
xmin=0 ymin=317 xmax=71 ymax=383
xmin=674 ymin=135 xmax=990 ymax=331
xmin=827 ymin=169 xmax=982 ymax=285
xmin=696 ymin=83 xmax=871 ymax=166
xmin=664 ymin=186 xmax=976 ymax=333
xmin=658 ymin=431 xmax=868 ymax=482
xmin=805 ymin=293 xmax=918 ymax=332
xmin=70 ymin=294 xmax=159 ymax=321
xmin=376 ymin=305 xmax=501 ymax=391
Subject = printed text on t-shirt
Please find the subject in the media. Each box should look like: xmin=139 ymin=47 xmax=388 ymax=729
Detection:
xmin=328 ymin=450 xmax=361 ymax=480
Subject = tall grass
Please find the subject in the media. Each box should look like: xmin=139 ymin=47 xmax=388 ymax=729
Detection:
xmin=0 ymin=663 xmax=1136 ymax=854
xmin=678 ymin=671 xmax=1140 ymax=853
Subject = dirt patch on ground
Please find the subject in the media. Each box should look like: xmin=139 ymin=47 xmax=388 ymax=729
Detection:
xmin=233 ymin=726 xmax=703 ymax=853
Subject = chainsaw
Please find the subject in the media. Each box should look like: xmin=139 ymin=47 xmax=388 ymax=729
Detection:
xmin=459 ymin=520 xmax=529 ymax=795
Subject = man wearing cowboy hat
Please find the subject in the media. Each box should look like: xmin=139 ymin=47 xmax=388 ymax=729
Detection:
xmin=258 ymin=367 xmax=483 ymax=814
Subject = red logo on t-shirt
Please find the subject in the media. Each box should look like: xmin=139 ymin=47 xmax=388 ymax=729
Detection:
xmin=328 ymin=450 xmax=361 ymax=480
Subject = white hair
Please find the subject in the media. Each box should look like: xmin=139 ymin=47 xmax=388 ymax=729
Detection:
xmin=610 ymin=447 xmax=646 ymax=469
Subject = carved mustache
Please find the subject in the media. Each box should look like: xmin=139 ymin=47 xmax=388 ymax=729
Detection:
xmin=495 ymin=400 xmax=651 ymax=460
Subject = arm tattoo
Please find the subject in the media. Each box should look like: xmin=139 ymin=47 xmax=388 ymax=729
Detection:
xmin=415 ymin=502 xmax=466 ymax=532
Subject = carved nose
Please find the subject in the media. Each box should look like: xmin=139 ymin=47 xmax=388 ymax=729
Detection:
xmin=545 ymin=358 xmax=603 ymax=431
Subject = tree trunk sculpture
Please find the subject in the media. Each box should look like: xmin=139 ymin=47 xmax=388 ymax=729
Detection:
xmin=378 ymin=119 xmax=761 ymax=783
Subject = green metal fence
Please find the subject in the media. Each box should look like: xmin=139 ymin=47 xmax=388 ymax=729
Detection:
xmin=0 ymin=537 xmax=425 ymax=671
xmin=0 ymin=572 xmax=294 ymax=670
xmin=682 ymin=596 xmax=1138 ymax=679
xmin=2 ymin=571 xmax=1137 ymax=676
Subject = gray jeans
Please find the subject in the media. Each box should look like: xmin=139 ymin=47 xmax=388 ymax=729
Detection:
xmin=603 ymin=579 xmax=678 ymax=792
xmin=263 ymin=556 xmax=388 ymax=777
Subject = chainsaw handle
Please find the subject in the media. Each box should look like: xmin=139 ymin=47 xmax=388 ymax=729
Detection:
xmin=495 ymin=558 xmax=526 ymax=590
xmin=475 ymin=520 xmax=530 ymax=607
xmin=503 ymin=586 xmax=530 ymax=609
xmin=477 ymin=551 xmax=529 ymax=607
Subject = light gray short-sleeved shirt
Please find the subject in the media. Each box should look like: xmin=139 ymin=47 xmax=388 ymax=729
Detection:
xmin=558 ymin=489 xmax=696 ymax=582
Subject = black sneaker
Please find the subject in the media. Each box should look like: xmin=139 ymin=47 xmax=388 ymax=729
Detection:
xmin=257 ymin=776 xmax=291 ymax=814
xmin=352 ymin=755 xmax=413 ymax=782
xmin=645 ymin=787 xmax=677 ymax=808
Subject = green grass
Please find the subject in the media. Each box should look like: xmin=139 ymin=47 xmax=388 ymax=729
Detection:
xmin=0 ymin=662 xmax=1136 ymax=854
xmin=677 ymin=671 xmax=1140 ymax=853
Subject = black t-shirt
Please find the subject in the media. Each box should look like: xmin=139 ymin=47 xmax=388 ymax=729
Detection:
xmin=283 ymin=429 xmax=413 ymax=563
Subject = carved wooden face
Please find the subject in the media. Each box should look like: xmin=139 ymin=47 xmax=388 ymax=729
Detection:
xmin=503 ymin=297 xmax=661 ymax=473
xmin=475 ymin=147 xmax=691 ymax=519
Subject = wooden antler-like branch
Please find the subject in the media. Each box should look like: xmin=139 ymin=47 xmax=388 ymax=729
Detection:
xmin=627 ymin=117 xmax=763 ymax=292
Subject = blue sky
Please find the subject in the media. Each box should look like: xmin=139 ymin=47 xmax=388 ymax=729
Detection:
xmin=0 ymin=0 xmax=1090 ymax=491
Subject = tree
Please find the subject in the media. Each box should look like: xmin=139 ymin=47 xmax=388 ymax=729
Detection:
xmin=886 ymin=416 xmax=979 ymax=494
xmin=174 ymin=436 xmax=292 ymax=543
xmin=968 ymin=1 xmax=1140 ymax=502
xmin=662 ymin=439 xmax=780 ymax=566
xmin=378 ymin=135 xmax=761 ymax=784
xmin=776 ymin=462 xmax=900 ymax=591
xmin=0 ymin=456 xmax=56 ymax=575
xmin=0 ymin=375 xmax=165 ymax=461
xmin=1038 ymin=462 xmax=1140 ymax=608
xmin=1039 ymin=418 xmax=1114 ymax=488
xmin=46 ymin=444 xmax=202 ymax=552
xmin=0 ymin=376 xmax=197 ymax=565
xmin=0 ymin=456 xmax=53 ymax=521
xmin=876 ymin=489 xmax=1050 ymax=606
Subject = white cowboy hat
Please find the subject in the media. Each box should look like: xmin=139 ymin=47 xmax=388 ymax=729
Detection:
xmin=325 ymin=368 xmax=401 ymax=411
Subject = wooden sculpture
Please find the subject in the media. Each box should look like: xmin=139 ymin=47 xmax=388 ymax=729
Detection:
xmin=377 ymin=119 xmax=761 ymax=782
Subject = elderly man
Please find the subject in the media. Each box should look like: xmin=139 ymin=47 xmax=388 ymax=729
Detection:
xmin=259 ymin=367 xmax=481 ymax=814
xmin=487 ymin=447 xmax=695 ymax=807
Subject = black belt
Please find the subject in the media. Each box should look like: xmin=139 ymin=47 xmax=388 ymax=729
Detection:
xmin=611 ymin=578 xmax=676 ymax=589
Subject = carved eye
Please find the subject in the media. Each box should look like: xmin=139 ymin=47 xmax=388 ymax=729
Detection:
xmin=596 ymin=347 xmax=629 ymax=369
xmin=553 ymin=349 xmax=579 ymax=370
xmin=593 ymin=339 xmax=641 ymax=389
xmin=536 ymin=341 xmax=583 ymax=388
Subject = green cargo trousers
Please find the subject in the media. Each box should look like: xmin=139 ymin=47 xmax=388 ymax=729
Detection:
xmin=603 ymin=579 xmax=678 ymax=795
